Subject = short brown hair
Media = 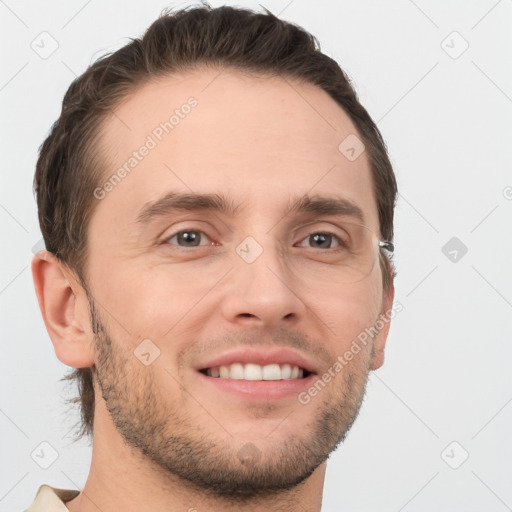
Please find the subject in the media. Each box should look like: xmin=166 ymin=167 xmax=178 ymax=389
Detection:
xmin=34 ymin=3 xmax=397 ymax=441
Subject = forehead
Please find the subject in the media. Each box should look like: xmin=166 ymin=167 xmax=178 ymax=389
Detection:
xmin=92 ymin=67 xmax=379 ymax=234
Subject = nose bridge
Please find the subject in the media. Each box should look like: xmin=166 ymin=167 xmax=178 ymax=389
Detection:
xmin=234 ymin=231 xmax=293 ymax=293
xmin=219 ymin=230 xmax=305 ymax=326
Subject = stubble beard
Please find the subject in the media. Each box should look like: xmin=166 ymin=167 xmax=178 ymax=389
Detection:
xmin=89 ymin=298 xmax=372 ymax=503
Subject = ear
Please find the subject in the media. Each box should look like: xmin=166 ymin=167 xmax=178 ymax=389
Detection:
xmin=31 ymin=250 xmax=95 ymax=368
xmin=370 ymin=282 xmax=395 ymax=370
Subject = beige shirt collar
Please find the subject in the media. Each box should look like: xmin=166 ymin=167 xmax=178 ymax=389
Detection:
xmin=25 ymin=484 xmax=80 ymax=512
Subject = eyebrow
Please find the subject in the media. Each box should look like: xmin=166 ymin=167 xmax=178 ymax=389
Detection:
xmin=135 ymin=191 xmax=365 ymax=226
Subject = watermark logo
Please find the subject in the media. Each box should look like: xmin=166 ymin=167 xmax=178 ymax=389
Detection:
xmin=442 ymin=236 xmax=468 ymax=263
xmin=338 ymin=134 xmax=365 ymax=162
xmin=236 ymin=236 xmax=264 ymax=264
xmin=31 ymin=31 xmax=59 ymax=59
xmin=31 ymin=441 xmax=59 ymax=469
xmin=237 ymin=442 xmax=262 ymax=466
xmin=440 ymin=441 xmax=469 ymax=469
xmin=134 ymin=338 xmax=161 ymax=366
xmin=441 ymin=31 xmax=469 ymax=60
xmin=31 ymin=237 xmax=46 ymax=254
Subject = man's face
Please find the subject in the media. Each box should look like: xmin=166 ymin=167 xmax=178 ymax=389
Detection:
xmin=85 ymin=68 xmax=392 ymax=499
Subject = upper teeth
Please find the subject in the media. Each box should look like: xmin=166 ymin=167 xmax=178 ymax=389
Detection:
xmin=205 ymin=363 xmax=305 ymax=380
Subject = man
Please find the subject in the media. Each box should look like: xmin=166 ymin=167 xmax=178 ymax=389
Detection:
xmin=28 ymin=3 xmax=397 ymax=511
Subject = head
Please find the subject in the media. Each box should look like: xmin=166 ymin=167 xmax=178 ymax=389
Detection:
xmin=32 ymin=3 xmax=397 ymax=502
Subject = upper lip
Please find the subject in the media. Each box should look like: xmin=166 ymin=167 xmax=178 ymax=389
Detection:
xmin=195 ymin=347 xmax=318 ymax=374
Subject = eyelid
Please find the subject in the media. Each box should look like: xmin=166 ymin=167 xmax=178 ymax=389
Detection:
xmin=157 ymin=218 xmax=218 ymax=241
xmin=292 ymin=220 xmax=351 ymax=239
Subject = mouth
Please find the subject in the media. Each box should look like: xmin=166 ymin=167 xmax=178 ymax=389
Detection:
xmin=198 ymin=362 xmax=313 ymax=380
xmin=194 ymin=348 xmax=318 ymax=401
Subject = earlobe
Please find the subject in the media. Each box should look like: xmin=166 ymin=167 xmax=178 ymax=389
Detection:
xmin=370 ymin=283 xmax=395 ymax=371
xmin=31 ymin=250 xmax=95 ymax=368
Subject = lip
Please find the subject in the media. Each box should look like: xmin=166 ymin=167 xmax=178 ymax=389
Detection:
xmin=194 ymin=347 xmax=318 ymax=374
xmin=197 ymin=370 xmax=317 ymax=401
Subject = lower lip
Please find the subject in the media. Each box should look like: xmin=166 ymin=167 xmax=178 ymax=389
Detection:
xmin=196 ymin=371 xmax=317 ymax=401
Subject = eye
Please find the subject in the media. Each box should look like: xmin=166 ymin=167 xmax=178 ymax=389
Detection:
xmin=295 ymin=232 xmax=345 ymax=250
xmin=164 ymin=229 xmax=214 ymax=248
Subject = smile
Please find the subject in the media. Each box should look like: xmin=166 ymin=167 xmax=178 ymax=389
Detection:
xmin=200 ymin=362 xmax=311 ymax=380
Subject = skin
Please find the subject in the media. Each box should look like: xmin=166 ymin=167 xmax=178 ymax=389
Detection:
xmin=32 ymin=67 xmax=394 ymax=512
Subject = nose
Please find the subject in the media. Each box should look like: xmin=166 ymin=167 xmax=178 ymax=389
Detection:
xmin=219 ymin=238 xmax=306 ymax=329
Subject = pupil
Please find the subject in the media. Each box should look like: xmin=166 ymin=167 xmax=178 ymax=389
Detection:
xmin=312 ymin=233 xmax=331 ymax=249
xmin=179 ymin=231 xmax=200 ymax=246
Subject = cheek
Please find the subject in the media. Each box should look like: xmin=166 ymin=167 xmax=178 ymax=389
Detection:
xmin=310 ymin=276 xmax=383 ymax=349
xmin=92 ymin=256 xmax=222 ymax=341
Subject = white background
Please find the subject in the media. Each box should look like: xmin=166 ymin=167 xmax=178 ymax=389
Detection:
xmin=1 ymin=1 xmax=511 ymax=510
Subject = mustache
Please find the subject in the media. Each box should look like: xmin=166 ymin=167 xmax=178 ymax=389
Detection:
xmin=180 ymin=326 xmax=333 ymax=369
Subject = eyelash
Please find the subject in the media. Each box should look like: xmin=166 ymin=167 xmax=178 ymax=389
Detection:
xmin=163 ymin=229 xmax=347 ymax=251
